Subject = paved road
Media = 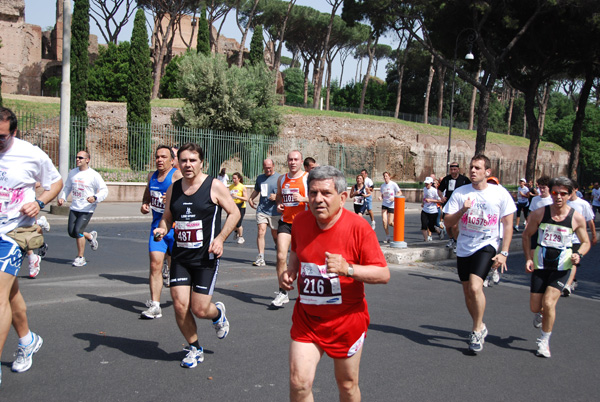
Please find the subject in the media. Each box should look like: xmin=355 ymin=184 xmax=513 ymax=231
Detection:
xmin=2 ymin=213 xmax=600 ymax=401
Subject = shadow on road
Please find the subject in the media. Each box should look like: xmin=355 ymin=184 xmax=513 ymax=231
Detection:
xmin=421 ymin=325 xmax=530 ymax=352
xmin=408 ymin=272 xmax=460 ymax=284
xmin=99 ymin=273 xmax=148 ymax=285
xmin=216 ymin=287 xmax=294 ymax=309
xmin=77 ymin=293 xmax=173 ymax=314
xmin=369 ymin=323 xmax=466 ymax=352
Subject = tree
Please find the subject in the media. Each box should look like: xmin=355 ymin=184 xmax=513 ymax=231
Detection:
xmin=0 ymin=38 xmax=3 ymax=107
xmin=159 ymin=55 xmax=182 ymax=98
xmin=71 ymin=0 xmax=90 ymax=155
xmin=127 ymin=8 xmax=153 ymax=170
xmin=235 ymin=0 xmax=260 ymax=67
xmin=90 ymin=0 xmax=137 ymax=44
xmin=88 ymin=42 xmax=131 ymax=102
xmin=197 ymin=6 xmax=210 ymax=55
xmin=248 ymin=24 xmax=264 ymax=65
xmin=283 ymin=67 xmax=308 ymax=104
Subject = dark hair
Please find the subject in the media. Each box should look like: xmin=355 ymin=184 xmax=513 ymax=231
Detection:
xmin=219 ymin=168 xmax=226 ymax=176
xmin=361 ymin=169 xmax=368 ymax=174
xmin=449 ymin=162 xmax=459 ymax=168
xmin=303 ymin=157 xmax=316 ymax=168
xmin=570 ymin=180 xmax=579 ymax=190
xmin=155 ymin=144 xmax=174 ymax=159
xmin=549 ymin=176 xmax=573 ymax=194
xmin=471 ymin=154 xmax=491 ymax=170
xmin=0 ymin=107 xmax=18 ymax=135
xmin=232 ymin=172 xmax=244 ymax=183
xmin=537 ymin=175 xmax=551 ymax=187
xmin=178 ymin=143 xmax=204 ymax=161
xmin=307 ymin=165 xmax=346 ymax=194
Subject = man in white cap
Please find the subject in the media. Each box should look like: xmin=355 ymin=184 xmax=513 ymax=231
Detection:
xmin=515 ymin=178 xmax=531 ymax=232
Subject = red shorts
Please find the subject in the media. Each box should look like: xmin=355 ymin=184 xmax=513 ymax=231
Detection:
xmin=290 ymin=302 xmax=369 ymax=359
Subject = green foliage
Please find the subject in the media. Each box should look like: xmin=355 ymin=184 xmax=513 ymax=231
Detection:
xmin=88 ymin=42 xmax=131 ymax=102
xmin=174 ymin=52 xmax=281 ymax=136
xmin=197 ymin=7 xmax=210 ymax=55
xmin=283 ymin=67 xmax=311 ymax=105
xmin=159 ymin=55 xmax=183 ymax=99
xmin=332 ymin=78 xmax=389 ymax=110
xmin=44 ymin=76 xmax=61 ymax=97
xmin=248 ymin=24 xmax=264 ymax=65
xmin=127 ymin=8 xmax=152 ymax=170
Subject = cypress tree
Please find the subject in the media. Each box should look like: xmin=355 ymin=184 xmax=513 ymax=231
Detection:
xmin=0 ymin=38 xmax=3 ymax=107
xmin=127 ymin=8 xmax=152 ymax=170
xmin=70 ymin=0 xmax=89 ymax=156
xmin=197 ymin=7 xmax=210 ymax=55
xmin=248 ymin=25 xmax=264 ymax=66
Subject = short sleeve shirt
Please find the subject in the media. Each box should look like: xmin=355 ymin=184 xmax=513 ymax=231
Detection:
xmin=438 ymin=174 xmax=471 ymax=200
xmin=567 ymin=197 xmax=594 ymax=243
xmin=254 ymin=172 xmax=281 ymax=216
xmin=380 ymin=181 xmax=400 ymax=208
xmin=422 ymin=186 xmax=440 ymax=214
xmin=529 ymin=195 xmax=553 ymax=212
xmin=517 ymin=186 xmax=530 ymax=203
xmin=592 ymin=188 xmax=600 ymax=207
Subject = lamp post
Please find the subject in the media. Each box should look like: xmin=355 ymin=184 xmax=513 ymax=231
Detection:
xmin=446 ymin=28 xmax=477 ymax=174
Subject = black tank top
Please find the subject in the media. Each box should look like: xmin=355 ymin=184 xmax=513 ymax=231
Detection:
xmin=536 ymin=205 xmax=574 ymax=269
xmin=170 ymin=176 xmax=222 ymax=263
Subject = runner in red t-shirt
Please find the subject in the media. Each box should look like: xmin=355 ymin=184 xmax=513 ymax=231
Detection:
xmin=280 ymin=166 xmax=389 ymax=401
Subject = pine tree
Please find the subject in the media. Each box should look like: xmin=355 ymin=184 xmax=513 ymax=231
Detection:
xmin=197 ymin=7 xmax=210 ymax=56
xmin=248 ymin=25 xmax=264 ymax=66
xmin=70 ymin=0 xmax=90 ymax=156
xmin=126 ymin=8 xmax=152 ymax=170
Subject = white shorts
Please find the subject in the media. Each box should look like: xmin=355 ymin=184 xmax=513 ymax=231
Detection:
xmin=256 ymin=213 xmax=280 ymax=230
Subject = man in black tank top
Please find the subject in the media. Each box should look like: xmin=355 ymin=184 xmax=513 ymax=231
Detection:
xmin=153 ymin=143 xmax=240 ymax=368
xmin=522 ymin=177 xmax=590 ymax=358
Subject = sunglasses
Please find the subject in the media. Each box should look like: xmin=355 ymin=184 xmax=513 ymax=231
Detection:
xmin=551 ymin=190 xmax=570 ymax=197
xmin=76 ymin=156 xmax=86 ymax=160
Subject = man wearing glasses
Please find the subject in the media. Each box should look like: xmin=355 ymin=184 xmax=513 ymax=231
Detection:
xmin=58 ymin=150 xmax=108 ymax=267
xmin=522 ymin=177 xmax=589 ymax=358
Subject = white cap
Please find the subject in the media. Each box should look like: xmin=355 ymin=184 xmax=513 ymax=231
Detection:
xmin=519 ymin=178 xmax=526 ymax=182
xmin=424 ymin=177 xmax=434 ymax=184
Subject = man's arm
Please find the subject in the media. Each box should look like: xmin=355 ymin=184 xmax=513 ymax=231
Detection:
xmin=324 ymin=251 xmax=390 ymax=284
xmin=248 ymin=189 xmax=259 ymax=209
xmin=209 ymin=179 xmax=241 ymax=258
xmin=280 ymin=250 xmax=300 ymax=291
xmin=522 ymin=208 xmax=543 ymax=272
xmin=140 ymin=172 xmax=152 ymax=214
xmin=154 ymin=185 xmax=174 ymax=239
xmin=588 ymin=220 xmax=597 ymax=245
xmin=21 ymin=179 xmax=63 ymax=218
xmin=444 ymin=196 xmax=471 ymax=228
xmin=491 ymin=213 xmax=514 ymax=272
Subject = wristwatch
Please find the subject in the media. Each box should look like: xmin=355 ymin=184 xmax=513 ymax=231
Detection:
xmin=500 ymin=251 xmax=509 ymax=257
xmin=575 ymin=252 xmax=583 ymax=259
xmin=347 ymin=264 xmax=354 ymax=277
xmin=35 ymin=199 xmax=45 ymax=209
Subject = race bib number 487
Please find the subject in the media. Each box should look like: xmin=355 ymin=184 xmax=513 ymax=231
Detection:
xmin=174 ymin=220 xmax=203 ymax=248
xmin=299 ymin=262 xmax=342 ymax=305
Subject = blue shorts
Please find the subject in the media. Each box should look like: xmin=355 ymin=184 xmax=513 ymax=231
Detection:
xmin=148 ymin=228 xmax=174 ymax=253
xmin=364 ymin=196 xmax=373 ymax=211
xmin=0 ymin=236 xmax=23 ymax=276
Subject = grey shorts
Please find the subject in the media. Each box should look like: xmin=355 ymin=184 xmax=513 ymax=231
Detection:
xmin=256 ymin=212 xmax=280 ymax=230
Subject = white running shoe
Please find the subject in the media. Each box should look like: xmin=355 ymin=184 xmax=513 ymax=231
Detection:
xmin=533 ymin=312 xmax=543 ymax=328
xmin=438 ymin=227 xmax=445 ymax=240
xmin=162 ymin=260 xmax=170 ymax=287
xmin=141 ymin=301 xmax=162 ymax=319
xmin=536 ymin=338 xmax=551 ymax=358
xmin=492 ymin=269 xmax=500 ymax=284
xmin=213 ymin=302 xmax=229 ymax=339
xmin=483 ymin=277 xmax=490 ymax=287
xmin=513 ymin=225 xmax=520 ymax=232
xmin=28 ymin=255 xmax=41 ymax=278
xmin=468 ymin=324 xmax=488 ymax=353
xmin=271 ymin=291 xmax=289 ymax=307
xmin=12 ymin=332 xmax=43 ymax=373
xmin=371 ymin=220 xmax=376 ymax=230
xmin=180 ymin=346 xmax=204 ymax=368
xmin=37 ymin=216 xmax=50 ymax=232
xmin=72 ymin=256 xmax=87 ymax=267
xmin=427 ymin=235 xmax=433 ymax=242
xmin=89 ymin=231 xmax=99 ymax=250
xmin=237 ymin=236 xmax=245 ymax=244
xmin=446 ymin=239 xmax=454 ymax=248
xmin=252 ymin=256 xmax=266 ymax=266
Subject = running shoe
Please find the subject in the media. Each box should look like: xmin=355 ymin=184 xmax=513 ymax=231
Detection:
xmin=371 ymin=220 xmax=376 ymax=230
xmin=12 ymin=332 xmax=43 ymax=373
xmin=141 ymin=301 xmax=162 ymax=319
xmin=536 ymin=338 xmax=551 ymax=358
xmin=89 ymin=231 xmax=99 ymax=250
xmin=213 ymin=302 xmax=229 ymax=339
xmin=468 ymin=324 xmax=488 ymax=353
xmin=483 ymin=277 xmax=490 ymax=287
xmin=252 ymin=256 xmax=266 ymax=267
xmin=271 ymin=291 xmax=289 ymax=307
xmin=446 ymin=239 xmax=454 ymax=248
xmin=438 ymin=227 xmax=445 ymax=240
xmin=513 ymin=225 xmax=519 ymax=232
xmin=162 ymin=260 xmax=170 ymax=287
xmin=533 ymin=312 xmax=543 ymax=328
xmin=72 ymin=256 xmax=87 ymax=267
xmin=492 ymin=269 xmax=500 ymax=284
xmin=180 ymin=345 xmax=204 ymax=368
xmin=237 ymin=236 xmax=245 ymax=244
xmin=37 ymin=243 xmax=49 ymax=259
xmin=562 ymin=284 xmax=572 ymax=297
xmin=571 ymin=279 xmax=578 ymax=290
xmin=28 ymin=255 xmax=41 ymax=278
xmin=453 ymin=245 xmax=457 ymax=254
xmin=426 ymin=235 xmax=433 ymax=242
xmin=37 ymin=216 xmax=50 ymax=232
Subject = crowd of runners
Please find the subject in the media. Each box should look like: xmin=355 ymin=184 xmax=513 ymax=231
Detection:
xmin=1 ymin=106 xmax=597 ymax=398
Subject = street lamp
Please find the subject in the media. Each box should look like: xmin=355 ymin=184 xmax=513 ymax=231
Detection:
xmin=446 ymin=28 xmax=478 ymax=174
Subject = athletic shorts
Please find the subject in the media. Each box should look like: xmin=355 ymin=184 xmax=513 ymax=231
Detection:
xmin=256 ymin=212 xmax=280 ymax=230
xmin=353 ymin=203 xmax=367 ymax=214
xmin=516 ymin=202 xmax=529 ymax=218
xmin=170 ymin=258 xmax=220 ymax=295
xmin=68 ymin=210 xmax=93 ymax=238
xmin=420 ymin=211 xmax=438 ymax=232
xmin=233 ymin=204 xmax=246 ymax=228
xmin=530 ymin=269 xmax=571 ymax=294
xmin=148 ymin=228 xmax=174 ymax=253
xmin=382 ymin=205 xmax=394 ymax=213
xmin=364 ymin=196 xmax=373 ymax=211
xmin=277 ymin=220 xmax=292 ymax=235
xmin=0 ymin=236 xmax=23 ymax=276
xmin=456 ymin=245 xmax=496 ymax=282
xmin=291 ymin=302 xmax=369 ymax=359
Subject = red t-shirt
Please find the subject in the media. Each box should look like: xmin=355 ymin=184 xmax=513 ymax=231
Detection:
xmin=291 ymin=208 xmax=387 ymax=319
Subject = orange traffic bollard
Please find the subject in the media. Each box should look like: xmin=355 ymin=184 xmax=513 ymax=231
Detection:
xmin=391 ymin=195 xmax=407 ymax=248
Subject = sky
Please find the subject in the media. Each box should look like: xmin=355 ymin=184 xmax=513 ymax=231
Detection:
xmin=23 ymin=0 xmax=398 ymax=86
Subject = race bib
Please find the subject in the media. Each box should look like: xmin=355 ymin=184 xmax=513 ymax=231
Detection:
xmin=230 ymin=189 xmax=238 ymax=198
xmin=0 ymin=189 xmax=10 ymax=203
xmin=174 ymin=220 xmax=203 ymax=249
xmin=282 ymin=188 xmax=300 ymax=207
xmin=541 ymin=225 xmax=570 ymax=249
xmin=448 ymin=179 xmax=456 ymax=191
xmin=72 ymin=187 xmax=85 ymax=200
xmin=150 ymin=190 xmax=165 ymax=213
xmin=466 ymin=208 xmax=491 ymax=233
xmin=299 ymin=262 xmax=342 ymax=305
xmin=354 ymin=196 xmax=364 ymax=205
xmin=260 ymin=183 xmax=269 ymax=197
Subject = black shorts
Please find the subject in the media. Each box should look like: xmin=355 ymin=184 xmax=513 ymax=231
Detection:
xmin=382 ymin=205 xmax=395 ymax=213
xmin=68 ymin=210 xmax=93 ymax=238
xmin=170 ymin=258 xmax=220 ymax=294
xmin=277 ymin=220 xmax=292 ymax=235
xmin=456 ymin=245 xmax=496 ymax=282
xmin=530 ymin=269 xmax=570 ymax=294
xmin=516 ymin=202 xmax=529 ymax=218
xmin=420 ymin=211 xmax=438 ymax=232
xmin=233 ymin=204 xmax=246 ymax=228
xmin=354 ymin=203 xmax=367 ymax=214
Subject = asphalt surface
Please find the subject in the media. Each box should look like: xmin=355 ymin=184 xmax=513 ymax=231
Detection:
xmin=1 ymin=203 xmax=600 ymax=401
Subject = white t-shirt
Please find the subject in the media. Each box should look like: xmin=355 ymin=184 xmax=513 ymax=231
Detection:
xmin=422 ymin=186 xmax=440 ymax=214
xmin=59 ymin=167 xmax=108 ymax=213
xmin=380 ymin=181 xmax=400 ymax=208
xmin=529 ymin=195 xmax=553 ymax=212
xmin=0 ymin=138 xmax=62 ymax=235
xmin=567 ymin=197 xmax=594 ymax=243
xmin=218 ymin=174 xmax=229 ymax=186
xmin=364 ymin=176 xmax=374 ymax=199
xmin=443 ymin=184 xmax=516 ymax=257
xmin=592 ymin=188 xmax=600 ymax=207
xmin=517 ymin=186 xmax=530 ymax=204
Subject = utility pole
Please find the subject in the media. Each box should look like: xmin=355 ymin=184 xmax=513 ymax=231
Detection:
xmin=58 ymin=0 xmax=71 ymax=179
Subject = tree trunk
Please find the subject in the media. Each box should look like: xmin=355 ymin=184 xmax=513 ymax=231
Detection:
xmin=151 ymin=21 xmax=173 ymax=100
xmin=358 ymin=35 xmax=377 ymax=114
xmin=507 ymin=88 xmax=515 ymax=135
xmin=524 ymin=84 xmax=542 ymax=181
xmin=538 ymin=81 xmax=551 ymax=137
xmin=236 ymin=0 xmax=259 ymax=67
xmin=393 ymin=36 xmax=411 ymax=119
xmin=474 ymin=88 xmax=491 ymax=155
xmin=313 ymin=0 xmax=341 ymax=109
xmin=468 ymin=64 xmax=481 ymax=130
xmin=325 ymin=58 xmax=332 ymax=110
xmin=302 ymin=57 xmax=310 ymax=107
xmin=424 ymin=55 xmax=434 ymax=124
xmin=436 ymin=62 xmax=445 ymax=126
xmin=273 ymin=0 xmax=295 ymax=85
xmin=568 ymin=66 xmax=594 ymax=180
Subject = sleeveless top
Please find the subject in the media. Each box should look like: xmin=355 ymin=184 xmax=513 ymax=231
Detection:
xmin=170 ymin=176 xmax=221 ymax=263
xmin=353 ymin=184 xmax=367 ymax=205
xmin=534 ymin=205 xmax=574 ymax=271
xmin=229 ymin=182 xmax=246 ymax=208
xmin=280 ymin=172 xmax=308 ymax=224
xmin=149 ymin=168 xmax=177 ymax=228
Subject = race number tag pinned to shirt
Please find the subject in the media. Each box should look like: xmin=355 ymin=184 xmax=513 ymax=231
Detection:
xmin=466 ymin=208 xmax=491 ymax=233
xmin=282 ymin=188 xmax=300 ymax=207
xmin=354 ymin=196 xmax=364 ymax=205
xmin=149 ymin=190 xmax=165 ymax=213
xmin=174 ymin=220 xmax=203 ymax=249
xmin=299 ymin=262 xmax=342 ymax=305
xmin=541 ymin=224 xmax=570 ymax=249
